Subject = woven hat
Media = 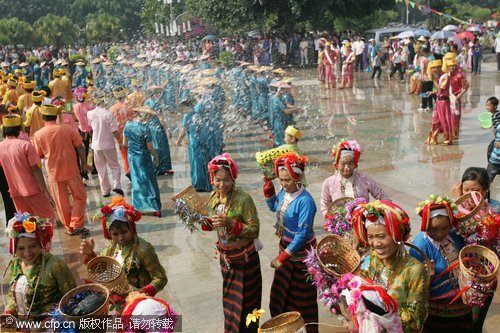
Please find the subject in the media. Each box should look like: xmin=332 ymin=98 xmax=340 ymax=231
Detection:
xmin=92 ymin=58 xmax=102 ymax=64
xmin=40 ymin=104 xmax=60 ymax=116
xmin=22 ymin=80 xmax=36 ymax=90
xmin=272 ymin=68 xmax=288 ymax=75
xmin=7 ymin=78 xmax=17 ymax=88
xmin=285 ymin=125 xmax=302 ymax=140
xmin=19 ymin=62 xmax=29 ymax=67
xmin=418 ymin=36 xmax=427 ymax=42
xmin=52 ymin=69 xmax=62 ymax=78
xmin=75 ymin=61 xmax=85 ymax=66
xmin=32 ymin=91 xmax=45 ymax=103
xmin=2 ymin=113 xmax=22 ymax=127
xmin=113 ymin=86 xmax=127 ymax=99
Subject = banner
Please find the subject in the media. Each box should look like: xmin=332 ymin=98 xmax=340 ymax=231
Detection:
xmin=396 ymin=0 xmax=468 ymax=24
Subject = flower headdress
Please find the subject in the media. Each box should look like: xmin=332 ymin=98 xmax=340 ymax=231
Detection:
xmin=73 ymin=87 xmax=87 ymax=102
xmin=331 ymin=139 xmax=362 ymax=167
xmin=207 ymin=153 xmax=239 ymax=182
xmin=5 ymin=212 xmax=53 ymax=254
xmin=352 ymin=200 xmax=410 ymax=245
xmin=274 ymin=152 xmax=307 ymax=181
xmin=416 ymin=194 xmax=458 ymax=231
xmin=100 ymin=197 xmax=141 ymax=240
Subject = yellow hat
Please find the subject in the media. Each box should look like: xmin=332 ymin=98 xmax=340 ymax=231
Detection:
xmin=32 ymin=91 xmax=45 ymax=103
xmin=52 ymin=69 xmax=61 ymax=78
xmin=429 ymin=59 xmax=442 ymax=68
xmin=2 ymin=114 xmax=22 ymax=127
xmin=285 ymin=125 xmax=302 ymax=139
xmin=2 ymin=75 xmax=9 ymax=82
xmin=23 ymin=81 xmax=36 ymax=90
xmin=40 ymin=104 xmax=61 ymax=116
xmin=345 ymin=42 xmax=352 ymax=48
xmin=325 ymin=41 xmax=332 ymax=47
xmin=113 ymin=86 xmax=127 ymax=99
xmin=14 ymin=69 xmax=22 ymax=75
xmin=7 ymin=78 xmax=17 ymax=88
xmin=443 ymin=52 xmax=456 ymax=61
xmin=447 ymin=59 xmax=458 ymax=66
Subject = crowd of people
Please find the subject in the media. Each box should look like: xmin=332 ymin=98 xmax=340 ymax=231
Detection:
xmin=0 ymin=24 xmax=498 ymax=333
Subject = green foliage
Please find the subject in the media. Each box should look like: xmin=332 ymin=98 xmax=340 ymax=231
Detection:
xmin=27 ymin=56 xmax=39 ymax=64
xmin=69 ymin=54 xmax=86 ymax=63
xmin=107 ymin=45 xmax=122 ymax=61
xmin=333 ymin=9 xmax=399 ymax=32
xmin=33 ymin=14 xmax=78 ymax=47
xmin=0 ymin=18 xmax=33 ymax=46
xmin=471 ymin=8 xmax=491 ymax=22
xmin=86 ymin=13 xmax=124 ymax=44
xmin=217 ymin=51 xmax=236 ymax=68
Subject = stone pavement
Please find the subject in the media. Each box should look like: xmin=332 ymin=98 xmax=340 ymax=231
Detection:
xmin=0 ymin=63 xmax=499 ymax=332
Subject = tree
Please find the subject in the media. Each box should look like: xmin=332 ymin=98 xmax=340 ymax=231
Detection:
xmin=86 ymin=13 xmax=124 ymax=44
xmin=33 ymin=14 xmax=78 ymax=47
xmin=0 ymin=18 xmax=34 ymax=46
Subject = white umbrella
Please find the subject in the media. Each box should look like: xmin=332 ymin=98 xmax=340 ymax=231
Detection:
xmin=414 ymin=29 xmax=431 ymax=37
xmin=447 ymin=35 xmax=463 ymax=50
xmin=431 ymin=30 xmax=456 ymax=40
xmin=442 ymin=24 xmax=459 ymax=31
xmin=466 ymin=26 xmax=481 ymax=32
xmin=397 ymin=30 xmax=415 ymax=39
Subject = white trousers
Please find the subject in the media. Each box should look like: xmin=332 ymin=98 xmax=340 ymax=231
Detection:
xmin=94 ymin=149 xmax=121 ymax=195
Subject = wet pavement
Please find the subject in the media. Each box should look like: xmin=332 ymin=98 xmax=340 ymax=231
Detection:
xmin=0 ymin=62 xmax=499 ymax=332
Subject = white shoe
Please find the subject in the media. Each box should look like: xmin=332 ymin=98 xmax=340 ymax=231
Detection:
xmin=417 ymin=108 xmax=424 ymax=112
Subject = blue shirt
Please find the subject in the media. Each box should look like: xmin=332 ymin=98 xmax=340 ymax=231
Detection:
xmin=489 ymin=124 xmax=500 ymax=165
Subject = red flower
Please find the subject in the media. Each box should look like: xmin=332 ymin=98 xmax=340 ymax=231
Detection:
xmin=366 ymin=214 xmax=379 ymax=222
xmin=12 ymin=221 xmax=24 ymax=232
xmin=101 ymin=206 xmax=113 ymax=215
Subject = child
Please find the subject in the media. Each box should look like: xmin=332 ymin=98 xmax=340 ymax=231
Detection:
xmin=389 ymin=47 xmax=404 ymax=82
xmin=487 ymin=97 xmax=500 ymax=162
xmin=80 ymin=197 xmax=167 ymax=299
xmin=370 ymin=51 xmax=382 ymax=79
xmin=487 ymin=120 xmax=500 ymax=182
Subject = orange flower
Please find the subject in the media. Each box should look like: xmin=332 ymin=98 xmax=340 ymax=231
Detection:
xmin=22 ymin=220 xmax=37 ymax=233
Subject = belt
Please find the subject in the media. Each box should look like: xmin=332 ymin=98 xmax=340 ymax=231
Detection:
xmin=438 ymin=97 xmax=450 ymax=100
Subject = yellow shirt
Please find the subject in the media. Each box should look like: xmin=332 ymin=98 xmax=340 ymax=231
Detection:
xmin=24 ymin=104 xmax=45 ymax=137
xmin=48 ymin=78 xmax=67 ymax=99
xmin=3 ymin=89 xmax=18 ymax=106
xmin=17 ymin=93 xmax=33 ymax=114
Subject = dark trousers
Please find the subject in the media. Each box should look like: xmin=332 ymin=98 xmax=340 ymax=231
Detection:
xmin=371 ymin=66 xmax=381 ymax=78
xmin=472 ymin=56 xmax=481 ymax=73
xmin=390 ymin=63 xmax=404 ymax=80
xmin=421 ymin=80 xmax=435 ymax=109
xmin=497 ymin=53 xmax=500 ymax=71
xmin=0 ymin=166 xmax=16 ymax=224
xmin=355 ymin=54 xmax=363 ymax=71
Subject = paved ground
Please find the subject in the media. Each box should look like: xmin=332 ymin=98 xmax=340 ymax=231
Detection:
xmin=0 ymin=62 xmax=499 ymax=332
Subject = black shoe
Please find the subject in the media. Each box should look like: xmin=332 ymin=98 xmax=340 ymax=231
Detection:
xmin=113 ymin=188 xmax=124 ymax=196
xmin=103 ymin=193 xmax=111 ymax=198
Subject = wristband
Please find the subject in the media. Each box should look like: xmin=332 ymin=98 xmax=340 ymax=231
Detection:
xmin=277 ymin=250 xmax=292 ymax=264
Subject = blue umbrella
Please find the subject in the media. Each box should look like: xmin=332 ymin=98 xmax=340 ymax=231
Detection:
xmin=431 ymin=30 xmax=456 ymax=39
xmin=414 ymin=29 xmax=431 ymax=37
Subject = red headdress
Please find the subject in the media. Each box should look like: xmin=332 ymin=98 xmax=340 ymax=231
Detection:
xmin=207 ymin=153 xmax=239 ymax=183
xmin=352 ymin=200 xmax=410 ymax=245
xmin=416 ymin=194 xmax=457 ymax=232
xmin=5 ymin=212 xmax=53 ymax=255
xmin=332 ymin=139 xmax=362 ymax=168
xmin=121 ymin=292 xmax=177 ymax=333
xmin=100 ymin=197 xmax=141 ymax=240
xmin=274 ymin=152 xmax=307 ymax=182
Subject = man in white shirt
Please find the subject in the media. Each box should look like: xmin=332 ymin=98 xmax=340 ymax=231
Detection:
xmin=353 ymin=35 xmax=365 ymax=72
xmin=299 ymin=37 xmax=309 ymax=67
xmin=86 ymin=93 xmax=123 ymax=197
xmin=494 ymin=34 xmax=500 ymax=71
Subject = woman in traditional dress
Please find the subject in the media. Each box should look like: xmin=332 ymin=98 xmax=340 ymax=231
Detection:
xmin=123 ymin=108 xmax=161 ymax=215
xmin=320 ymin=139 xmax=389 ymax=218
xmin=268 ymin=82 xmax=296 ymax=147
xmin=410 ymin=195 xmax=473 ymax=332
xmin=339 ymin=43 xmax=355 ymax=89
xmin=323 ymin=42 xmax=338 ymax=89
xmin=425 ymin=59 xmax=452 ymax=145
xmin=263 ymin=153 xmax=318 ymax=333
xmin=202 ymin=153 xmax=262 ymax=333
xmin=176 ymin=89 xmax=212 ymax=192
xmin=143 ymin=100 xmax=173 ymax=176
xmin=352 ymin=200 xmax=429 ymax=333
xmin=2 ymin=213 xmax=75 ymax=324
xmin=81 ymin=197 xmax=167 ymax=300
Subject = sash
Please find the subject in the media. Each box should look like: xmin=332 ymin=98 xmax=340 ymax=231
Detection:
xmin=324 ymin=49 xmax=334 ymax=66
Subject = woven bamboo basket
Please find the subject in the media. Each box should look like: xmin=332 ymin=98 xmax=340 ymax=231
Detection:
xmin=316 ymin=235 xmax=360 ymax=277
xmin=87 ymin=256 xmax=130 ymax=295
xmin=59 ymin=283 xmax=109 ymax=323
xmin=454 ymin=191 xmax=488 ymax=223
xmin=326 ymin=197 xmax=354 ymax=216
xmin=171 ymin=185 xmax=208 ymax=216
xmin=404 ymin=242 xmax=433 ymax=280
xmin=457 ymin=245 xmax=499 ymax=305
xmin=260 ymin=311 xmax=306 ymax=333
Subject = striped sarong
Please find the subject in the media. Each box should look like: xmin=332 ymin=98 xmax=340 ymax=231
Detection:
xmin=270 ymin=239 xmax=318 ymax=333
xmin=220 ymin=242 xmax=262 ymax=333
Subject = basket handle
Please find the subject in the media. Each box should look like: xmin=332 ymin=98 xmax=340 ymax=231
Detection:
xmin=449 ymin=286 xmax=470 ymax=305
xmin=432 ymin=257 xmax=474 ymax=281
xmin=404 ymin=242 xmax=432 ymax=279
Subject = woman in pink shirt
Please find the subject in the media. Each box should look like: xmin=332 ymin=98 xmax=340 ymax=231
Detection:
xmin=72 ymin=87 xmax=95 ymax=179
xmin=320 ymin=139 xmax=389 ymax=217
